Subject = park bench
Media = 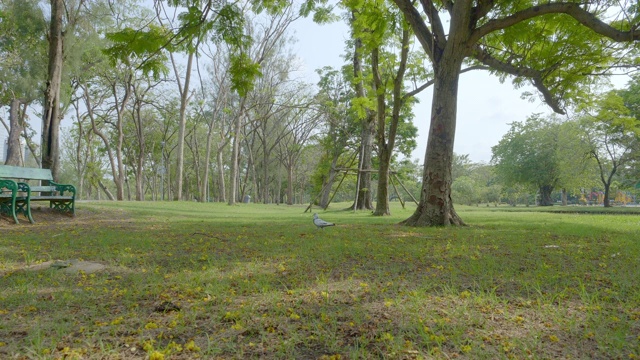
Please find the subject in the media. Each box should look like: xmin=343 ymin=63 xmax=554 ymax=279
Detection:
xmin=0 ymin=165 xmax=76 ymax=224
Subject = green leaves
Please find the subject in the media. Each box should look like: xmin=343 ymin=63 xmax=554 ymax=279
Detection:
xmin=492 ymin=115 xmax=565 ymax=192
xmin=209 ymin=4 xmax=249 ymax=47
xmin=229 ymin=52 xmax=262 ymax=98
xmin=0 ymin=0 xmax=47 ymax=102
xmin=103 ymin=24 xmax=170 ymax=79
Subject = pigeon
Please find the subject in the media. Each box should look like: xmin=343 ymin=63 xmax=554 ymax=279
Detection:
xmin=313 ymin=213 xmax=335 ymax=229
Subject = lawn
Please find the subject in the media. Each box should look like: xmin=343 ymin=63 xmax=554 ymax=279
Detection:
xmin=1 ymin=202 xmax=639 ymax=359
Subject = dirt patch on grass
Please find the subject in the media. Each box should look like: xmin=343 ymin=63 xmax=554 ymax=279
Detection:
xmin=0 ymin=204 xmax=133 ymax=229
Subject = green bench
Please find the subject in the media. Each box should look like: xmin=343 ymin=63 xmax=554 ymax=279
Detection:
xmin=0 ymin=165 xmax=76 ymax=224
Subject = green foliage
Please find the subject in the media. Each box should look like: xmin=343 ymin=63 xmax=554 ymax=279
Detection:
xmin=479 ymin=7 xmax=622 ymax=111
xmin=0 ymin=0 xmax=47 ymax=102
xmin=492 ymin=115 xmax=562 ymax=191
xmin=229 ymin=52 xmax=262 ymax=98
xmin=103 ymin=24 xmax=170 ymax=79
xmin=299 ymin=0 xmax=339 ymax=23
xmin=350 ymin=95 xmax=374 ymax=120
xmin=620 ymin=74 xmax=640 ymax=119
xmin=451 ymin=156 xmax=501 ymax=206
xmin=578 ymin=90 xmax=640 ymax=197
xmin=492 ymin=114 xmax=597 ymax=205
xmin=209 ymin=4 xmax=249 ymax=46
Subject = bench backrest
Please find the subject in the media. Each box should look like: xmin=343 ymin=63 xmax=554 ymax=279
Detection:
xmin=0 ymin=165 xmax=54 ymax=181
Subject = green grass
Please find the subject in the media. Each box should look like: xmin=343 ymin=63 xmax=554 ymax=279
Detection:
xmin=1 ymin=202 xmax=640 ymax=359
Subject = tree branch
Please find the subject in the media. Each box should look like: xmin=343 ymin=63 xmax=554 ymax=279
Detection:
xmin=472 ymin=2 xmax=640 ymax=45
xmin=392 ymin=0 xmax=435 ymax=62
xmin=471 ymin=0 xmax=494 ymax=28
xmin=403 ymin=65 xmax=489 ymax=100
xmin=472 ymin=46 xmax=566 ymax=114
xmin=419 ymin=0 xmax=446 ymax=51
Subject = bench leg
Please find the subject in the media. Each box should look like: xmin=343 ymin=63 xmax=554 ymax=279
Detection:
xmin=15 ymin=198 xmax=34 ymax=224
xmin=50 ymin=200 xmax=75 ymax=216
xmin=0 ymin=198 xmax=20 ymax=224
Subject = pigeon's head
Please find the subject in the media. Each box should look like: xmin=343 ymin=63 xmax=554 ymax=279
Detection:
xmin=313 ymin=213 xmax=318 ymax=219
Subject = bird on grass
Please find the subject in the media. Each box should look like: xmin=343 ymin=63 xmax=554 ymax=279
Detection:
xmin=313 ymin=213 xmax=335 ymax=229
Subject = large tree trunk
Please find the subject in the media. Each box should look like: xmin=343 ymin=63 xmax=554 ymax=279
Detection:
xmin=5 ymin=99 xmax=24 ymax=166
xmin=402 ymin=59 xmax=465 ymax=226
xmin=538 ymin=185 xmax=554 ymax=206
xmin=603 ymin=183 xmax=611 ymax=207
xmin=372 ymin=46 xmax=390 ymax=215
xmin=375 ymin=148 xmax=391 ymax=215
xmin=41 ymin=0 xmax=64 ymax=180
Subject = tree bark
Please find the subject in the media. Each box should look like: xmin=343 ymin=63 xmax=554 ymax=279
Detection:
xmin=201 ymin=113 xmax=216 ymax=203
xmin=603 ymin=183 xmax=611 ymax=207
xmin=5 ymin=99 xmax=24 ymax=166
xmin=351 ymin=25 xmax=374 ymax=211
xmin=372 ymin=46 xmax=390 ymax=216
xmin=228 ymin=100 xmax=245 ymax=205
xmin=41 ymin=0 xmax=64 ymax=180
xmin=401 ymin=57 xmax=465 ymax=226
xmin=216 ymin=150 xmax=226 ymax=202
xmin=286 ymin=163 xmax=294 ymax=205
xmin=354 ymin=118 xmax=375 ymax=210
xmin=320 ymin=157 xmax=338 ymax=208
xmin=373 ymin=24 xmax=410 ymax=216
xmin=173 ymin=50 xmax=194 ymax=201
xmin=133 ymin=98 xmax=145 ymax=201
xmin=98 ymin=179 xmax=116 ymax=201
xmin=538 ymin=185 xmax=554 ymax=206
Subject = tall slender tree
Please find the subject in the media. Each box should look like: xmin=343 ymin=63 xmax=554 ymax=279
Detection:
xmin=41 ymin=0 xmax=65 ymax=178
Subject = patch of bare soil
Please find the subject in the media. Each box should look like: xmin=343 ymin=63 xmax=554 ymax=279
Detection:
xmin=0 ymin=205 xmax=132 ymax=229
xmin=22 ymin=259 xmax=108 ymax=274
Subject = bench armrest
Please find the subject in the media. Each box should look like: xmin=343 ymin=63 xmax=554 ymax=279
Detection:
xmin=0 ymin=179 xmax=18 ymax=195
xmin=50 ymin=181 xmax=76 ymax=197
xmin=17 ymin=182 xmax=31 ymax=193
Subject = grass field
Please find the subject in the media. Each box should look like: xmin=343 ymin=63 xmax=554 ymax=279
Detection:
xmin=1 ymin=202 xmax=639 ymax=359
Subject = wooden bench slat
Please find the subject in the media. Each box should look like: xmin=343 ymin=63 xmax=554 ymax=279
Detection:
xmin=0 ymin=165 xmax=54 ymax=181
xmin=30 ymin=196 xmax=74 ymax=200
xmin=29 ymin=186 xmax=59 ymax=192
